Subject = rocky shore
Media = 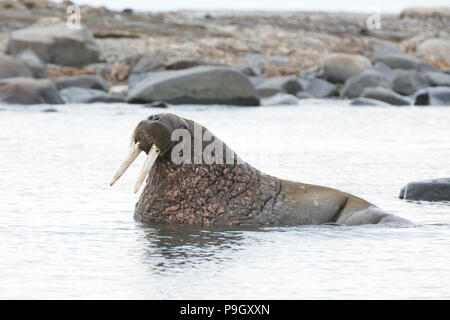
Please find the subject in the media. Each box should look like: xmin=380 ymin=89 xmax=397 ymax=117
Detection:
xmin=0 ymin=0 xmax=449 ymax=106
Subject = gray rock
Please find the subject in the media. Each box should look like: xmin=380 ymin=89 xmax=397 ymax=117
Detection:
xmin=16 ymin=49 xmax=47 ymax=78
xmin=306 ymin=78 xmax=338 ymax=98
xmin=261 ymin=93 xmax=299 ymax=106
xmin=366 ymin=39 xmax=403 ymax=60
xmin=425 ymin=72 xmax=450 ymax=87
xmin=60 ymin=87 xmax=124 ymax=103
xmin=6 ymin=23 xmax=100 ymax=67
xmin=56 ymin=75 xmax=109 ymax=91
xmin=324 ymin=53 xmax=372 ymax=83
xmin=143 ymin=101 xmax=169 ymax=108
xmin=414 ymin=87 xmax=450 ymax=106
xmin=0 ymin=54 xmax=33 ymax=79
xmin=257 ymin=76 xmax=303 ymax=97
xmin=127 ymin=72 xmax=151 ymax=86
xmin=373 ymin=61 xmax=397 ymax=81
xmin=399 ymin=178 xmax=450 ymax=202
xmin=341 ymin=70 xmax=392 ymax=98
xmin=299 ymin=65 xmax=324 ymax=80
xmin=131 ymin=54 xmax=164 ymax=74
xmin=361 ymin=87 xmax=411 ymax=106
xmin=0 ymin=77 xmax=63 ymax=105
xmin=374 ymin=53 xmax=437 ymax=72
xmin=350 ymin=97 xmax=391 ymax=106
xmin=236 ymin=64 xmax=262 ymax=77
xmin=392 ymin=70 xmax=429 ymax=95
xmin=416 ymin=39 xmax=450 ymax=65
xmin=126 ymin=66 xmax=260 ymax=106
xmin=248 ymin=76 xmax=266 ymax=87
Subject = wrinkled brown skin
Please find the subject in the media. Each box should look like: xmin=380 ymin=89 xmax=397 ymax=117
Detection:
xmin=133 ymin=113 xmax=410 ymax=226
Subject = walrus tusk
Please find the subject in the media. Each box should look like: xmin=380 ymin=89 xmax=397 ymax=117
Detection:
xmin=110 ymin=142 xmax=142 ymax=186
xmin=134 ymin=144 xmax=159 ymax=194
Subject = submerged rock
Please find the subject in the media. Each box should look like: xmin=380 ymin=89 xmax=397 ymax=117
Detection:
xmin=414 ymin=87 xmax=450 ymax=106
xmin=6 ymin=22 xmax=100 ymax=67
xmin=324 ymin=53 xmax=372 ymax=83
xmin=126 ymin=66 xmax=260 ymax=106
xmin=56 ymin=75 xmax=109 ymax=91
xmin=0 ymin=77 xmax=63 ymax=105
xmin=60 ymin=87 xmax=124 ymax=103
xmin=399 ymin=178 xmax=450 ymax=202
xmin=0 ymin=54 xmax=33 ymax=79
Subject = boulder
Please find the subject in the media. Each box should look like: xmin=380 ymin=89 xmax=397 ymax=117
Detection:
xmin=374 ymin=53 xmax=436 ymax=72
xmin=425 ymin=72 xmax=450 ymax=87
xmin=305 ymin=78 xmax=338 ymax=98
xmin=392 ymin=70 xmax=428 ymax=95
xmin=6 ymin=23 xmax=100 ymax=67
xmin=0 ymin=77 xmax=63 ymax=104
xmin=15 ymin=49 xmax=47 ymax=78
xmin=341 ymin=70 xmax=392 ymax=98
xmin=365 ymin=39 xmax=403 ymax=60
xmin=256 ymin=76 xmax=303 ymax=97
xmin=361 ymin=87 xmax=411 ymax=106
xmin=350 ymin=97 xmax=391 ymax=106
xmin=248 ymin=76 xmax=266 ymax=87
xmin=131 ymin=54 xmax=164 ymax=74
xmin=55 ymin=75 xmax=109 ymax=91
xmin=126 ymin=66 xmax=260 ymax=106
xmin=236 ymin=64 xmax=262 ymax=77
xmin=324 ymin=53 xmax=372 ymax=83
xmin=399 ymin=178 xmax=450 ymax=202
xmin=416 ymin=39 xmax=450 ymax=65
xmin=261 ymin=93 xmax=299 ymax=106
xmin=60 ymin=87 xmax=124 ymax=103
xmin=414 ymin=87 xmax=450 ymax=106
xmin=373 ymin=62 xmax=397 ymax=81
xmin=0 ymin=54 xmax=33 ymax=79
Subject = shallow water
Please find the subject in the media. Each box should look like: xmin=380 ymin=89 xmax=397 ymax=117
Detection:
xmin=1 ymin=101 xmax=449 ymax=299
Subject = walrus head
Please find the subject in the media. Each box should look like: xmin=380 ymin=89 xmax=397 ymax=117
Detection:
xmin=110 ymin=113 xmax=281 ymax=226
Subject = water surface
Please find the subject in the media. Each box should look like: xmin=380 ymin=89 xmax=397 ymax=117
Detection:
xmin=1 ymin=102 xmax=449 ymax=299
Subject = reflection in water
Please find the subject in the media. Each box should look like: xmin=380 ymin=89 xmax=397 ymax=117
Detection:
xmin=138 ymin=224 xmax=253 ymax=272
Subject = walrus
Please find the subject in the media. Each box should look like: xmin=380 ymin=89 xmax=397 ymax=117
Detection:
xmin=110 ymin=113 xmax=410 ymax=226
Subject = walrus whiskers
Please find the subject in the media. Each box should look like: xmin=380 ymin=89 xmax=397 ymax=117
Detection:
xmin=110 ymin=142 xmax=142 ymax=187
xmin=134 ymin=144 xmax=160 ymax=194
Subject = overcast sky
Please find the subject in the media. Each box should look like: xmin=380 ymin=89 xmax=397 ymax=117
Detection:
xmin=69 ymin=0 xmax=449 ymax=13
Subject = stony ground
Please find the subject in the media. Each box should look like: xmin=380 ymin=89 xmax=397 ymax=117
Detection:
xmin=1 ymin=1 xmax=449 ymax=79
